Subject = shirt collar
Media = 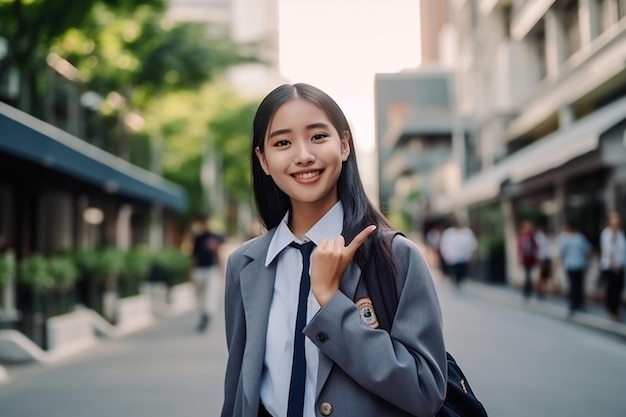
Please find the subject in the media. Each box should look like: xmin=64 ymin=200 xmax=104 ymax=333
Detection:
xmin=265 ymin=201 xmax=344 ymax=266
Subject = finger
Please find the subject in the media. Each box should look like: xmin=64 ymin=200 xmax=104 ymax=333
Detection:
xmin=322 ymin=239 xmax=335 ymax=251
xmin=335 ymin=235 xmax=345 ymax=250
xmin=345 ymin=225 xmax=377 ymax=255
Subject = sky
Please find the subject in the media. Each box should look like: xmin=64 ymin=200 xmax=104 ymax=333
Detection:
xmin=277 ymin=0 xmax=422 ymax=156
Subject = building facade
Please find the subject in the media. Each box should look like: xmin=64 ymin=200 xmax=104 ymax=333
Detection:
xmin=437 ymin=0 xmax=626 ymax=288
xmin=375 ymin=0 xmax=464 ymax=233
xmin=375 ymin=69 xmax=464 ymax=232
xmin=375 ymin=0 xmax=626 ymax=290
xmin=0 ymin=33 xmax=187 ymax=347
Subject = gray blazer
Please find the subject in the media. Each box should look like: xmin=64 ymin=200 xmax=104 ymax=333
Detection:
xmin=221 ymin=229 xmax=447 ymax=417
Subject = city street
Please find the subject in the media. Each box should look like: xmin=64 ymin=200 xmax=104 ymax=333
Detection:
xmin=439 ymin=280 xmax=626 ymax=417
xmin=1 ymin=279 xmax=626 ymax=417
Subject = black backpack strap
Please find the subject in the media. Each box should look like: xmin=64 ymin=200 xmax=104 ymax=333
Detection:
xmin=362 ymin=230 xmax=404 ymax=332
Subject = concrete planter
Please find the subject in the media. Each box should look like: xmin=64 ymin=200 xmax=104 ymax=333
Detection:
xmin=114 ymin=294 xmax=154 ymax=336
xmin=167 ymin=282 xmax=198 ymax=317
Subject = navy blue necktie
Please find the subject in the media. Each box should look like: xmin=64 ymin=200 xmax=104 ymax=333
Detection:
xmin=287 ymin=241 xmax=315 ymax=417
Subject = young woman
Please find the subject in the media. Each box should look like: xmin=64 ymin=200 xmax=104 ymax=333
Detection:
xmin=221 ymin=83 xmax=447 ymax=417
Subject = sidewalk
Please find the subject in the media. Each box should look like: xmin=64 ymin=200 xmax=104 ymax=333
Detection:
xmin=418 ymin=240 xmax=626 ymax=340
xmin=0 ymin=310 xmax=227 ymax=417
xmin=460 ymin=279 xmax=626 ymax=339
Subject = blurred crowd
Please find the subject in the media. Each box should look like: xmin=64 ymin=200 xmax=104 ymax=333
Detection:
xmin=424 ymin=212 xmax=625 ymax=323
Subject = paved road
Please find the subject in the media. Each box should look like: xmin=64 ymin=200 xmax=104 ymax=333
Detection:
xmin=438 ymin=280 xmax=626 ymax=417
xmin=1 ymin=279 xmax=626 ymax=417
xmin=0 ymin=311 xmax=228 ymax=417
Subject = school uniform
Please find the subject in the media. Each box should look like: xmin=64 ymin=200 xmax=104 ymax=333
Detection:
xmin=221 ymin=203 xmax=447 ymax=417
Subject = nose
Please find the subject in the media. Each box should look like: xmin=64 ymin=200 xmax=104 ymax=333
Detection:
xmin=294 ymin=140 xmax=315 ymax=165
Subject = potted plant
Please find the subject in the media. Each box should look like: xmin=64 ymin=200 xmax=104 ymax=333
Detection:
xmin=154 ymin=248 xmax=188 ymax=287
xmin=74 ymin=248 xmax=124 ymax=320
xmin=19 ymin=254 xmax=53 ymax=293
xmin=48 ymin=255 xmax=78 ymax=315
xmin=120 ymin=247 xmax=151 ymax=298
xmin=0 ymin=256 xmax=11 ymax=291
xmin=74 ymin=249 xmax=102 ymax=313
xmin=18 ymin=254 xmax=52 ymax=348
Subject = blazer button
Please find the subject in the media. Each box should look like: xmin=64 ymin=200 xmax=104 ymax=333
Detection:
xmin=319 ymin=402 xmax=333 ymax=416
xmin=316 ymin=332 xmax=329 ymax=343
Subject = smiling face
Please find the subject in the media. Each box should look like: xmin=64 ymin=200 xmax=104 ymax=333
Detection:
xmin=255 ymin=98 xmax=350 ymax=215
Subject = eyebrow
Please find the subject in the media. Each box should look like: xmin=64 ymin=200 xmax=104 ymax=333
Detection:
xmin=268 ymin=122 xmax=331 ymax=138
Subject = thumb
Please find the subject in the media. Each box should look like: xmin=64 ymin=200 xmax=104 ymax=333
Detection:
xmin=346 ymin=225 xmax=377 ymax=256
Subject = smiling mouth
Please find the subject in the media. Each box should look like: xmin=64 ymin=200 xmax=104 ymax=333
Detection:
xmin=292 ymin=170 xmax=321 ymax=180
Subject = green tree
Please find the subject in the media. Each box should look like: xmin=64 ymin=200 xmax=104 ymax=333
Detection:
xmin=140 ymin=84 xmax=258 ymax=220
xmin=0 ymin=0 xmax=164 ymax=113
xmin=51 ymin=5 xmax=255 ymax=104
xmin=210 ymin=99 xmax=257 ymax=203
xmin=49 ymin=4 xmax=257 ymax=160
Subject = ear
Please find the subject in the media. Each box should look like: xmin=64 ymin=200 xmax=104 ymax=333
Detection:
xmin=340 ymin=131 xmax=351 ymax=161
xmin=255 ymin=146 xmax=271 ymax=175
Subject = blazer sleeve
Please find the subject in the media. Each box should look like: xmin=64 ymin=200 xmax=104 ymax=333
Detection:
xmin=221 ymin=251 xmax=246 ymax=417
xmin=304 ymin=235 xmax=447 ymax=417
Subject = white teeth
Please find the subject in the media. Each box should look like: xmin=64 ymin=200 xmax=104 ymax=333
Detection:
xmin=293 ymin=171 xmax=319 ymax=179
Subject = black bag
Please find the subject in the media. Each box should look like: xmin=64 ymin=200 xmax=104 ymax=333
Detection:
xmin=363 ymin=231 xmax=488 ymax=417
xmin=438 ymin=352 xmax=487 ymax=417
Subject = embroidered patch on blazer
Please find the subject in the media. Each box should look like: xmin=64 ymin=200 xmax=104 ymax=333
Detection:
xmin=356 ymin=297 xmax=379 ymax=329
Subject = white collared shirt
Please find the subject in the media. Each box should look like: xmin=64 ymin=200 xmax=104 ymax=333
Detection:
xmin=260 ymin=202 xmax=344 ymax=417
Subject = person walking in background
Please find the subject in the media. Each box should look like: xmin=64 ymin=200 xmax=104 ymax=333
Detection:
xmin=190 ymin=213 xmax=224 ymax=332
xmin=516 ymin=220 xmax=538 ymax=300
xmin=425 ymin=223 xmax=446 ymax=275
xmin=439 ymin=218 xmax=477 ymax=286
xmin=534 ymin=221 xmax=552 ymax=298
xmin=599 ymin=211 xmax=625 ymax=322
xmin=558 ymin=218 xmax=592 ymax=317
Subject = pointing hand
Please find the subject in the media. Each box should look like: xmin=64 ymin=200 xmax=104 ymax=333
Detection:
xmin=310 ymin=225 xmax=377 ymax=306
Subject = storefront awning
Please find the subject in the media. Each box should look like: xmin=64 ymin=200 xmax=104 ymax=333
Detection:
xmin=0 ymin=101 xmax=187 ymax=212
xmin=434 ymin=95 xmax=626 ymax=211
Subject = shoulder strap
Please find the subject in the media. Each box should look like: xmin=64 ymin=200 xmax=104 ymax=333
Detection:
xmin=362 ymin=230 xmax=404 ymax=332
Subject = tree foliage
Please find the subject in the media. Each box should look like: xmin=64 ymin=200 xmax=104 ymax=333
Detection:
xmin=50 ymin=4 xmax=256 ymax=107
xmin=1 ymin=0 xmax=264 ymax=223
xmin=141 ymin=84 xmax=258 ymax=217
xmin=0 ymin=0 xmax=164 ymax=75
xmin=209 ymin=99 xmax=257 ymax=202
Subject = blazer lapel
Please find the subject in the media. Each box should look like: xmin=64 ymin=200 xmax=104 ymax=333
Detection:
xmin=238 ymin=232 xmax=277 ymax=415
xmin=316 ymin=263 xmax=361 ymax=397
xmin=235 ymin=233 xmax=364 ymax=408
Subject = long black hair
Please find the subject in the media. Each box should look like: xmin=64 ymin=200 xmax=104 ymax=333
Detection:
xmin=251 ymin=83 xmax=397 ymax=275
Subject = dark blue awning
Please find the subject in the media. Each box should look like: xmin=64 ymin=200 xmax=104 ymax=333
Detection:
xmin=0 ymin=101 xmax=187 ymax=212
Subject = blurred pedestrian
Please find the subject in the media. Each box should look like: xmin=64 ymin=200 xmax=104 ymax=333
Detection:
xmin=190 ymin=213 xmax=224 ymax=332
xmin=558 ymin=218 xmax=592 ymax=316
xmin=599 ymin=211 xmax=625 ymax=322
xmin=426 ymin=223 xmax=446 ymax=275
xmin=439 ymin=218 xmax=477 ymax=286
xmin=534 ymin=221 xmax=553 ymax=298
xmin=516 ymin=220 xmax=538 ymax=300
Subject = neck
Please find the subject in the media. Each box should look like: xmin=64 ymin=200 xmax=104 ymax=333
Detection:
xmin=289 ymin=198 xmax=338 ymax=238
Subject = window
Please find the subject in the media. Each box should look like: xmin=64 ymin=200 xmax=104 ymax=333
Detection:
xmin=600 ymin=0 xmax=619 ymax=31
xmin=618 ymin=0 xmax=626 ymax=19
xmin=563 ymin=1 xmax=581 ymax=57
xmin=528 ymin=24 xmax=547 ymax=81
